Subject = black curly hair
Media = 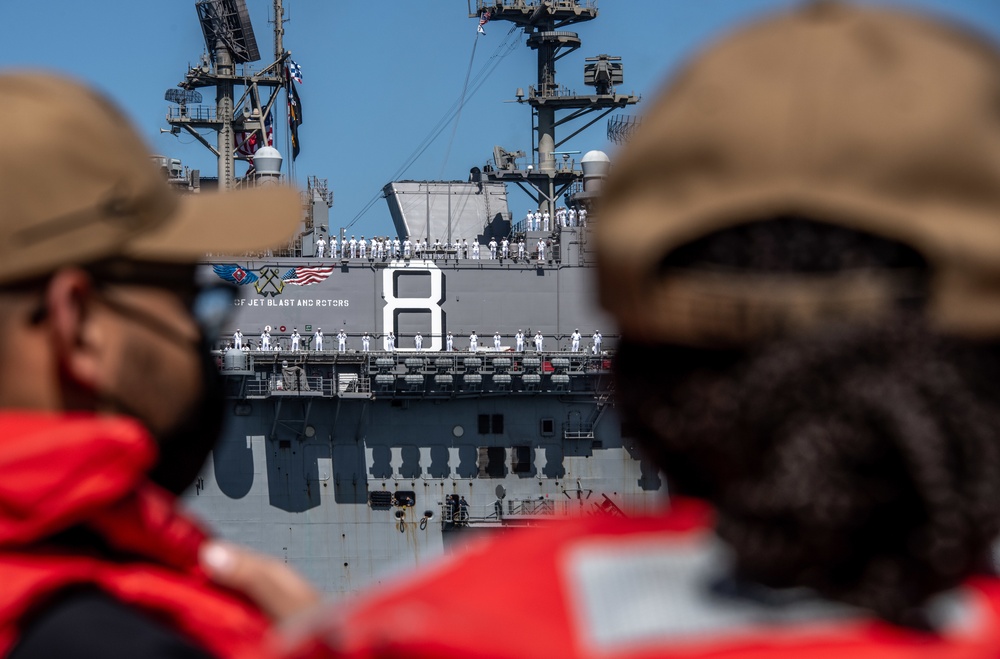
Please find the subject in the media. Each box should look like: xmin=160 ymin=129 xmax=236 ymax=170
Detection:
xmin=615 ymin=217 xmax=1000 ymax=628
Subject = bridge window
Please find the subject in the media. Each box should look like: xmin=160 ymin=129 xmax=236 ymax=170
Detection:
xmin=540 ymin=418 xmax=554 ymax=436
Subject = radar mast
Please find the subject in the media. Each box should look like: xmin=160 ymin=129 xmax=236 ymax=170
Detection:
xmin=164 ymin=0 xmax=290 ymax=191
xmin=469 ymin=0 xmax=639 ymax=216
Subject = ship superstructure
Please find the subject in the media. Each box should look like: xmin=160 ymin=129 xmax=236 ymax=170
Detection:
xmin=159 ymin=0 xmax=664 ymax=595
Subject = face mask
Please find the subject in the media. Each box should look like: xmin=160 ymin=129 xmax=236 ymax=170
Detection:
xmin=146 ymin=338 xmax=225 ymax=495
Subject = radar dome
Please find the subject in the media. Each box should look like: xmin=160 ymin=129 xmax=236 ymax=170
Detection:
xmin=253 ymin=146 xmax=283 ymax=176
xmin=581 ymin=150 xmax=610 ymax=191
xmin=581 ymin=150 xmax=610 ymax=176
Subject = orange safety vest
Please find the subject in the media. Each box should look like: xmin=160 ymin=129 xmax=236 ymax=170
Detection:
xmin=285 ymin=499 xmax=1000 ymax=658
xmin=0 ymin=412 xmax=273 ymax=659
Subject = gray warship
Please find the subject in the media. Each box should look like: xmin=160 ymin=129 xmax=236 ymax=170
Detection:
xmin=163 ymin=0 xmax=663 ymax=595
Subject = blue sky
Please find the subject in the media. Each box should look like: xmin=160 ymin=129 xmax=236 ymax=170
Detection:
xmin=2 ymin=0 xmax=998 ymax=239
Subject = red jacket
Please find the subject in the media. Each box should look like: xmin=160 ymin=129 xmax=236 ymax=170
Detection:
xmin=287 ymin=499 xmax=1000 ymax=658
xmin=0 ymin=412 xmax=272 ymax=659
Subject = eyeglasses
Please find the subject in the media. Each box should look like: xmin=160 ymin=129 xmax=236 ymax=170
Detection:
xmin=83 ymin=260 xmax=237 ymax=345
xmin=24 ymin=259 xmax=236 ymax=346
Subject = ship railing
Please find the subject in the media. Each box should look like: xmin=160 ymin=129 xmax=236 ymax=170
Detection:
xmin=473 ymin=0 xmax=596 ymax=12
xmin=441 ymin=497 xmax=618 ymax=526
xmin=166 ymin=105 xmax=217 ymax=122
xmin=506 ymin=497 xmax=622 ymax=518
xmin=563 ymin=426 xmax=595 ymax=441
xmin=244 ymin=376 xmax=331 ymax=397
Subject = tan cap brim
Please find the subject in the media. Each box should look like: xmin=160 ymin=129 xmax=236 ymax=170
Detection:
xmin=126 ymin=185 xmax=303 ymax=262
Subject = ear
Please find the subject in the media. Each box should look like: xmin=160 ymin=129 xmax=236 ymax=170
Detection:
xmin=45 ymin=269 xmax=106 ymax=390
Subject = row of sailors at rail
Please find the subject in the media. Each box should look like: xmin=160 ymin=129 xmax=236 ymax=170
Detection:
xmin=522 ymin=207 xmax=587 ymax=232
xmin=232 ymin=328 xmax=603 ymax=354
xmin=315 ymin=235 xmax=551 ymax=262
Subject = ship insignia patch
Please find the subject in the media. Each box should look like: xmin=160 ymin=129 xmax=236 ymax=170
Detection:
xmin=213 ymin=264 xmax=259 ymax=285
xmin=282 ymin=267 xmax=335 ymax=286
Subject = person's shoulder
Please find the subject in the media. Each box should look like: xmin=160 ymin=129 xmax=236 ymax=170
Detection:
xmin=10 ymin=589 xmax=214 ymax=659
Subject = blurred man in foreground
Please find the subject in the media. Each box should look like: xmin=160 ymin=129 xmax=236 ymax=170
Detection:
xmin=277 ymin=3 xmax=1000 ymax=657
xmin=0 ymin=72 xmax=317 ymax=658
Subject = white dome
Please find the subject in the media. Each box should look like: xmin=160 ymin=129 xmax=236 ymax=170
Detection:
xmin=253 ymin=146 xmax=283 ymax=176
xmin=581 ymin=150 xmax=611 ymax=180
xmin=581 ymin=150 xmax=610 ymax=164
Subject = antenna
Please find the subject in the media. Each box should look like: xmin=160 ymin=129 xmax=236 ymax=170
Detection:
xmin=164 ymin=0 xmax=286 ymax=192
xmin=164 ymin=88 xmax=203 ymax=105
xmin=607 ymin=114 xmax=641 ymax=145
xmin=195 ymin=0 xmax=261 ymax=64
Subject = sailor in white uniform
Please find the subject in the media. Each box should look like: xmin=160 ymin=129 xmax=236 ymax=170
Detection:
xmin=393 ymin=238 xmax=401 ymax=258
xmin=542 ymin=210 xmax=551 ymax=231
xmin=359 ymin=236 xmax=367 ymax=259
xmin=314 ymin=328 xmax=323 ymax=351
xmin=403 ymin=238 xmax=412 ymax=258
xmin=472 ymin=242 xmax=480 ymax=260
xmin=316 ymin=236 xmax=326 ymax=258
xmin=515 ymin=329 xmax=525 ymax=352
xmin=291 ymin=328 xmax=301 ymax=352
xmin=488 ymin=238 xmax=498 ymax=259
xmin=568 ymin=208 xmax=577 ymax=227
xmin=387 ymin=331 xmax=396 ymax=351
xmin=517 ymin=240 xmax=525 ymax=261
xmin=501 ymin=238 xmax=509 ymax=259
xmin=524 ymin=209 xmax=534 ymax=231
xmin=337 ymin=329 xmax=347 ymax=352
xmin=578 ymin=208 xmax=588 ymax=226
xmin=592 ymin=330 xmax=602 ymax=354
xmin=414 ymin=332 xmax=423 ymax=351
xmin=462 ymin=239 xmax=470 ymax=259
xmin=534 ymin=330 xmax=544 ymax=352
xmin=414 ymin=239 xmax=423 ymax=259
xmin=493 ymin=332 xmax=502 ymax=351
xmin=233 ymin=329 xmax=243 ymax=350
xmin=348 ymin=236 xmax=357 ymax=258
xmin=446 ymin=332 xmax=454 ymax=352
xmin=570 ymin=328 xmax=582 ymax=352
xmin=537 ymin=238 xmax=546 ymax=262
xmin=330 ymin=237 xmax=339 ymax=258
xmin=260 ymin=327 xmax=271 ymax=351
xmin=469 ymin=331 xmax=478 ymax=352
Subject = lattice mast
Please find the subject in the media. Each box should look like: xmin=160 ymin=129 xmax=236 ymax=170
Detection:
xmin=164 ymin=0 xmax=288 ymax=191
xmin=469 ymin=0 xmax=639 ymax=216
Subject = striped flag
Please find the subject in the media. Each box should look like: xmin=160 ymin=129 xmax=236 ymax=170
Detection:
xmin=282 ymin=267 xmax=334 ymax=286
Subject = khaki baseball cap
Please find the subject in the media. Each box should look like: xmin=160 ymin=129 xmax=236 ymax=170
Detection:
xmin=0 ymin=71 xmax=302 ymax=285
xmin=595 ymin=2 xmax=1000 ymax=346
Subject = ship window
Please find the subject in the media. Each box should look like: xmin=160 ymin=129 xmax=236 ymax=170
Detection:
xmin=477 ymin=446 xmax=507 ymax=478
xmin=512 ymin=445 xmax=532 ymax=473
xmin=478 ymin=414 xmax=505 ymax=434
xmin=540 ymin=418 xmax=554 ymax=436
xmin=278 ymin=440 xmax=291 ymax=450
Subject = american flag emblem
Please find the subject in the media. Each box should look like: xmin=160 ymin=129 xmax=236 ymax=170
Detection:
xmin=282 ymin=267 xmax=334 ymax=286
